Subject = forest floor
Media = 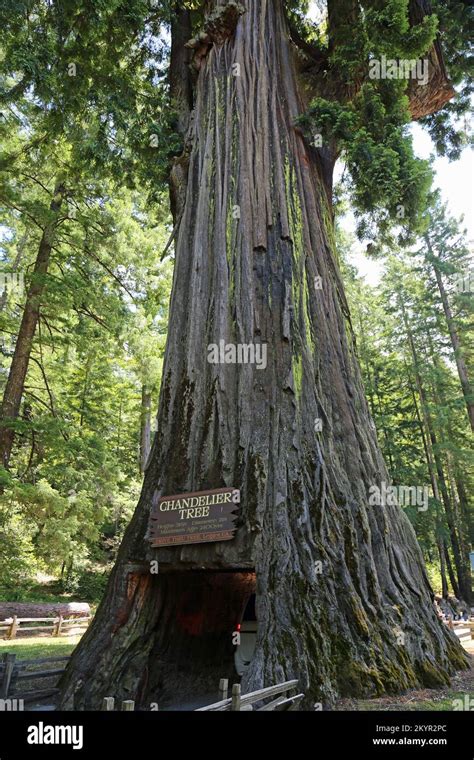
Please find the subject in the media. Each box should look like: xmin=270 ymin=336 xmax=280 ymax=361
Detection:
xmin=336 ymin=640 xmax=474 ymax=711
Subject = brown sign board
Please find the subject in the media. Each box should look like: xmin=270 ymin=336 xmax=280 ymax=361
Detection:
xmin=148 ymin=487 xmax=240 ymax=548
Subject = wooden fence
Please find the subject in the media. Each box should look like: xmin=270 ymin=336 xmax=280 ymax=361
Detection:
xmin=0 ymin=652 xmax=70 ymax=703
xmin=102 ymin=679 xmax=304 ymax=712
xmin=450 ymin=619 xmax=474 ymax=641
xmin=0 ymin=614 xmax=91 ymax=640
xmin=196 ymin=679 xmax=304 ymax=711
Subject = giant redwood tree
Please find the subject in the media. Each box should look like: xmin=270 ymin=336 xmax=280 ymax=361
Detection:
xmin=59 ymin=0 xmax=470 ymax=708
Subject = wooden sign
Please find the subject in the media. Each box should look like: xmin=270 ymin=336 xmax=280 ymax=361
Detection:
xmin=148 ymin=487 xmax=240 ymax=548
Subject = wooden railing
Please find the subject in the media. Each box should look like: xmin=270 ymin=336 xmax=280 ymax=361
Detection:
xmin=101 ymin=679 xmax=304 ymax=712
xmin=0 ymin=614 xmax=91 ymax=640
xmin=0 ymin=652 xmax=71 ymax=703
xmin=196 ymin=679 xmax=303 ymax=711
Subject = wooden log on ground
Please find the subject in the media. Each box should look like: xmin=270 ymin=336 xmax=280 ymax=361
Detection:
xmin=0 ymin=602 xmax=91 ymax=620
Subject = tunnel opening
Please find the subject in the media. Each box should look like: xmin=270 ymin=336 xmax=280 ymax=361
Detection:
xmin=143 ymin=570 xmax=256 ymax=709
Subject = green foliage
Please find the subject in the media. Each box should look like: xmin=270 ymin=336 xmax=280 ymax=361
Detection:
xmin=420 ymin=0 xmax=474 ymax=159
xmin=303 ymin=83 xmax=432 ymax=239
xmin=297 ymin=0 xmax=470 ymax=243
xmin=74 ymin=569 xmax=109 ymax=602
xmin=341 ymin=204 xmax=473 ymax=590
xmin=0 ymin=0 xmax=178 ymax=198
xmin=0 ymin=109 xmax=172 ymax=590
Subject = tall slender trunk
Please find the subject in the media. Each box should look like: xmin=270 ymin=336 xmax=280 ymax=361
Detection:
xmin=139 ymin=385 xmax=152 ymax=475
xmin=0 ymin=185 xmax=65 ymax=469
xmin=437 ymin=538 xmax=449 ymax=599
xmin=59 ymin=0 xmax=466 ymax=710
xmin=407 ymin=365 xmax=451 ymax=599
xmin=427 ymin=238 xmax=474 ymax=431
xmin=400 ymin=301 xmax=471 ymax=603
xmin=444 ymin=542 xmax=459 ymax=598
xmin=427 ymin=345 xmax=473 ymax=602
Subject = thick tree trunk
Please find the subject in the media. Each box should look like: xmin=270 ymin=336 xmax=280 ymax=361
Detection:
xmin=0 ymin=185 xmax=64 ymax=469
xmin=59 ymin=0 xmax=467 ymax=710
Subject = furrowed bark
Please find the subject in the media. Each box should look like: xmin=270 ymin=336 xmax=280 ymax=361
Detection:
xmin=59 ymin=0 xmax=467 ymax=710
xmin=407 ymin=0 xmax=455 ymax=119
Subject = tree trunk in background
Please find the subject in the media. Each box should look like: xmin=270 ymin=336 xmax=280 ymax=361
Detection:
xmin=427 ymin=342 xmax=473 ymax=604
xmin=444 ymin=542 xmax=459 ymax=599
xmin=428 ymin=244 xmax=474 ymax=432
xmin=437 ymin=538 xmax=449 ymax=599
xmin=59 ymin=0 xmax=466 ymax=710
xmin=401 ymin=304 xmax=472 ymax=603
xmin=139 ymin=386 xmax=152 ymax=474
xmin=0 ymin=185 xmax=64 ymax=469
xmin=408 ymin=370 xmax=452 ymax=604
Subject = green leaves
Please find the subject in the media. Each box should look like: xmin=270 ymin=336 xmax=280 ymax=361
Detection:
xmin=300 ymin=82 xmax=433 ymax=241
xmin=296 ymin=0 xmax=471 ymax=242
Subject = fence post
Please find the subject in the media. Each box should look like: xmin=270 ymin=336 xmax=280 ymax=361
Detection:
xmin=219 ymin=678 xmax=228 ymax=700
xmin=0 ymin=653 xmax=16 ymax=698
xmin=231 ymin=683 xmax=241 ymax=711
xmin=8 ymin=616 xmax=18 ymax=640
xmin=122 ymin=700 xmax=135 ymax=711
xmin=102 ymin=697 xmax=115 ymax=711
xmin=53 ymin=614 xmax=63 ymax=637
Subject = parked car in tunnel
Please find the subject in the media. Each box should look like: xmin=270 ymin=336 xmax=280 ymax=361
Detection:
xmin=234 ymin=593 xmax=257 ymax=676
